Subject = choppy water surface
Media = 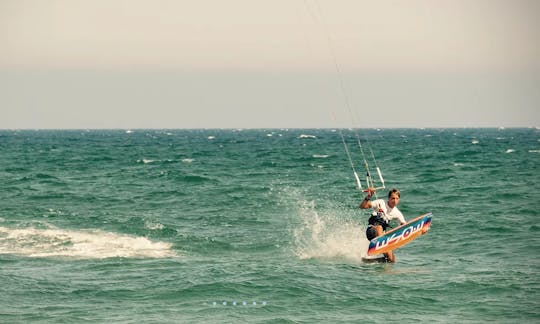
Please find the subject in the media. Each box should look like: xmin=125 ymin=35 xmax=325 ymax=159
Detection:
xmin=1 ymin=128 xmax=538 ymax=323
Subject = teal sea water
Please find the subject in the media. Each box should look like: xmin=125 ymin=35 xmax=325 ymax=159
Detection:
xmin=1 ymin=128 xmax=538 ymax=323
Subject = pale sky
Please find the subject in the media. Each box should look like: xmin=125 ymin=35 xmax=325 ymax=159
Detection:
xmin=1 ymin=0 xmax=539 ymax=129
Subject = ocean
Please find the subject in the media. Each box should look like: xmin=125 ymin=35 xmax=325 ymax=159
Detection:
xmin=0 ymin=128 xmax=538 ymax=323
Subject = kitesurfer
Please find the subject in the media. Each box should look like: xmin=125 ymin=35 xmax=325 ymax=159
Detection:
xmin=360 ymin=188 xmax=406 ymax=263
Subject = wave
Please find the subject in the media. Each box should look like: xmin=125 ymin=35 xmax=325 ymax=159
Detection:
xmin=178 ymin=174 xmax=215 ymax=183
xmin=0 ymin=226 xmax=176 ymax=259
xmin=137 ymin=158 xmax=179 ymax=164
xmin=140 ymin=158 xmax=155 ymax=164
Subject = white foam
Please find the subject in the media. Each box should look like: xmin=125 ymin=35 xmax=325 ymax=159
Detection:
xmin=505 ymin=149 xmax=515 ymax=153
xmin=144 ymin=220 xmax=165 ymax=230
xmin=0 ymin=226 xmax=176 ymax=259
xmin=298 ymin=134 xmax=316 ymax=139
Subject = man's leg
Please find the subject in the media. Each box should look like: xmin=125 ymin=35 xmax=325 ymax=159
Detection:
xmin=384 ymin=250 xmax=395 ymax=263
xmin=374 ymin=225 xmax=395 ymax=262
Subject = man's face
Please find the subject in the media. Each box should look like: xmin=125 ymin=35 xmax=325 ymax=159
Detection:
xmin=387 ymin=193 xmax=400 ymax=208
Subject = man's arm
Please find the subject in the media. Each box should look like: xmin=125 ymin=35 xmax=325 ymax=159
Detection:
xmin=359 ymin=197 xmax=371 ymax=209
xmin=359 ymin=187 xmax=375 ymax=209
xmin=398 ymin=211 xmax=406 ymax=225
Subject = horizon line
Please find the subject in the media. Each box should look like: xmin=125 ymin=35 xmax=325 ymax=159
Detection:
xmin=1 ymin=126 xmax=537 ymax=131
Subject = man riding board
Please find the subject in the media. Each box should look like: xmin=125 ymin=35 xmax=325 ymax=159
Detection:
xmin=360 ymin=188 xmax=406 ymax=263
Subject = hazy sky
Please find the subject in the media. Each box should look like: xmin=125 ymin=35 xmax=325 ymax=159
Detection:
xmin=1 ymin=0 xmax=539 ymax=129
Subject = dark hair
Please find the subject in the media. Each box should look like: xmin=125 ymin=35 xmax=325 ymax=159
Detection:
xmin=388 ymin=188 xmax=400 ymax=198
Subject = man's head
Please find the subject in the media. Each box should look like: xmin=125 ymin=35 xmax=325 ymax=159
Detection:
xmin=387 ymin=188 xmax=400 ymax=208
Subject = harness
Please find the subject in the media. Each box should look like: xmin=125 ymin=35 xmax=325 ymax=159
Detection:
xmin=368 ymin=210 xmax=389 ymax=231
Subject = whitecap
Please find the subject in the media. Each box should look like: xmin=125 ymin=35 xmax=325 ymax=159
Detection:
xmin=312 ymin=154 xmax=329 ymax=158
xmin=529 ymin=150 xmax=540 ymax=153
xmin=298 ymin=134 xmax=316 ymax=139
xmin=471 ymin=139 xmax=479 ymax=144
xmin=144 ymin=221 xmax=165 ymax=231
xmin=505 ymin=149 xmax=515 ymax=153
xmin=208 ymin=136 xmax=215 ymax=140
xmin=182 ymin=158 xmax=194 ymax=163
xmin=0 ymin=226 xmax=176 ymax=259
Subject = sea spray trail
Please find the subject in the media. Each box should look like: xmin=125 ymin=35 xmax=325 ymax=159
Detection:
xmin=285 ymin=189 xmax=369 ymax=262
xmin=0 ymin=128 xmax=539 ymax=323
xmin=0 ymin=225 xmax=176 ymax=259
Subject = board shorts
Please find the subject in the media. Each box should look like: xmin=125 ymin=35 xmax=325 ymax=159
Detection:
xmin=368 ymin=213 xmax=389 ymax=230
xmin=366 ymin=213 xmax=389 ymax=240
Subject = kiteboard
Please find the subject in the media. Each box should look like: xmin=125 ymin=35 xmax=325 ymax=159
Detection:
xmin=367 ymin=212 xmax=432 ymax=256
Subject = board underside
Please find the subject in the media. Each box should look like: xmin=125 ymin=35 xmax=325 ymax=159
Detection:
xmin=367 ymin=212 xmax=432 ymax=256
